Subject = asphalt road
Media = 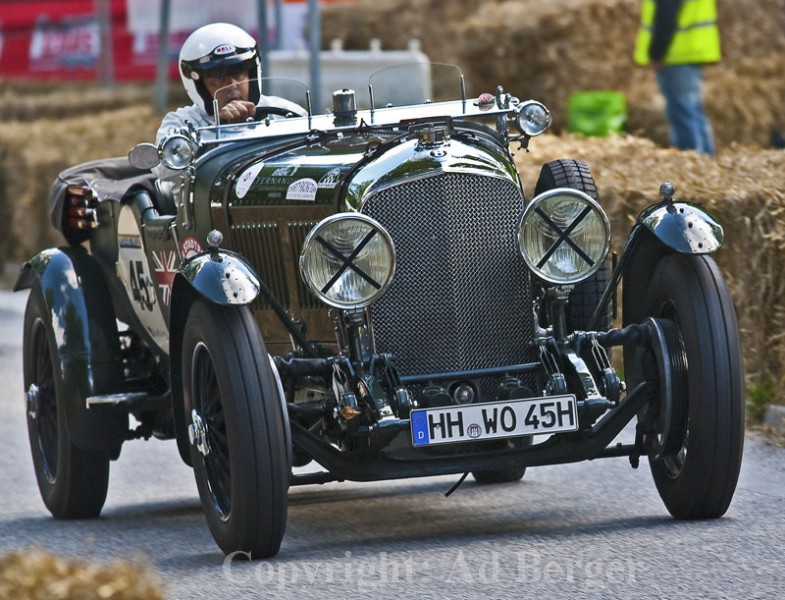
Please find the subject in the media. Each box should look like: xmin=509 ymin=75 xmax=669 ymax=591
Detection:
xmin=1 ymin=289 xmax=783 ymax=599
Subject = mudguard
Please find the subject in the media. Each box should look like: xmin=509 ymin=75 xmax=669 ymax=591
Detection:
xmin=15 ymin=247 xmax=127 ymax=450
xmin=640 ymin=201 xmax=724 ymax=255
xmin=619 ymin=201 xmax=723 ymax=392
xmin=175 ymin=249 xmax=260 ymax=306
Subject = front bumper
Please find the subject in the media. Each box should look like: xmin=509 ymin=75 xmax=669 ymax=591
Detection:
xmin=290 ymin=381 xmax=653 ymax=484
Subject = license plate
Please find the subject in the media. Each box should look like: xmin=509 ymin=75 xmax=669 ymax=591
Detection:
xmin=410 ymin=395 xmax=578 ymax=447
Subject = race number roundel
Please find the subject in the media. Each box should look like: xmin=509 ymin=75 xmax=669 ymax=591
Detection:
xmin=117 ymin=205 xmax=170 ymax=353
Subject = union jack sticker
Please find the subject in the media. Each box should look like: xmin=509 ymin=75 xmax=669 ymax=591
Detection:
xmin=152 ymin=251 xmax=178 ymax=305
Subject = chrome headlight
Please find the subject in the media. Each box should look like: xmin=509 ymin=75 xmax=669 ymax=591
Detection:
xmin=518 ymin=188 xmax=610 ymax=285
xmin=300 ymin=214 xmax=396 ymax=309
xmin=160 ymin=134 xmax=195 ymax=170
xmin=514 ymin=100 xmax=552 ymax=137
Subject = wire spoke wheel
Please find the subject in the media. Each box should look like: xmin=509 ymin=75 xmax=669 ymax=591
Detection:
xmin=30 ymin=320 xmax=59 ymax=483
xmin=183 ymin=299 xmax=289 ymax=558
xmin=23 ymin=282 xmax=110 ymax=519
xmin=192 ymin=342 xmax=232 ymax=521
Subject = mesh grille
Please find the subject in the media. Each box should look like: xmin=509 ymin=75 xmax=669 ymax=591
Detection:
xmin=363 ymin=172 xmax=536 ymax=386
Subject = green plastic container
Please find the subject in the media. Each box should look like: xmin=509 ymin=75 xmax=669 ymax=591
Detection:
xmin=567 ymin=91 xmax=627 ymax=137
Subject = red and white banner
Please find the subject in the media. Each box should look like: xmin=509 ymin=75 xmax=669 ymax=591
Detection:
xmin=0 ymin=0 xmax=316 ymax=81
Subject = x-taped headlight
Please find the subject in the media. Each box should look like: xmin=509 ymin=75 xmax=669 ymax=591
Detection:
xmin=514 ymin=101 xmax=552 ymax=137
xmin=300 ymin=214 xmax=396 ymax=309
xmin=518 ymin=188 xmax=610 ymax=285
xmin=160 ymin=134 xmax=195 ymax=170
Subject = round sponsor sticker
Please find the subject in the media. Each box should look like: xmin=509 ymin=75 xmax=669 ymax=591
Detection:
xmin=180 ymin=236 xmax=204 ymax=259
xmin=286 ymin=178 xmax=318 ymax=202
xmin=235 ymin=161 xmax=265 ymax=199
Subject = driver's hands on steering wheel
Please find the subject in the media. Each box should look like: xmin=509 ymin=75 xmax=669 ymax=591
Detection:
xmin=218 ymin=99 xmax=256 ymax=124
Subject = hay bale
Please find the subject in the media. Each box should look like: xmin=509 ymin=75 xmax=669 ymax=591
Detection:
xmin=322 ymin=0 xmax=785 ymax=148
xmin=0 ymin=548 xmax=165 ymax=600
xmin=518 ymin=132 xmax=785 ymax=398
xmin=0 ymin=105 xmax=157 ymax=262
xmin=0 ymin=81 xmax=188 ymax=122
xmin=321 ymin=0 xmax=500 ymax=70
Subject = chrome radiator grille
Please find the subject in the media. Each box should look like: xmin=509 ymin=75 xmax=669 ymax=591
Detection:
xmin=362 ymin=172 xmax=537 ymax=383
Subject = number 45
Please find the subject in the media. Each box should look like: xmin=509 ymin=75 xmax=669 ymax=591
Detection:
xmin=129 ymin=260 xmax=155 ymax=311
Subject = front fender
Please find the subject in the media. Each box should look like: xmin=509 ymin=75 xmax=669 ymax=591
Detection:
xmin=175 ymin=250 xmax=260 ymax=306
xmin=640 ymin=201 xmax=723 ymax=254
xmin=15 ymin=247 xmax=126 ymax=451
xmin=619 ymin=205 xmax=724 ymax=396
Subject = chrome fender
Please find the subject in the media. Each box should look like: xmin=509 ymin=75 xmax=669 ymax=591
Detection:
xmin=15 ymin=248 xmax=126 ymax=450
xmin=641 ymin=201 xmax=723 ymax=254
xmin=176 ymin=249 xmax=260 ymax=306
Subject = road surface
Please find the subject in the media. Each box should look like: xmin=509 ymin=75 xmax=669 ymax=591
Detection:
xmin=1 ymin=290 xmax=783 ymax=599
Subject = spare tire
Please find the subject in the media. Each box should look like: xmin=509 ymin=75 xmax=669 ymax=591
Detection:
xmin=534 ymin=158 xmax=611 ymax=331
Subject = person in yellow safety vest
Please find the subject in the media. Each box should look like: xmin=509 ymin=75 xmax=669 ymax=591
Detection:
xmin=634 ymin=0 xmax=720 ymax=155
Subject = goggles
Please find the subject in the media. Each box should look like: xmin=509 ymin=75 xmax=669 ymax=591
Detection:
xmin=203 ymin=61 xmax=252 ymax=83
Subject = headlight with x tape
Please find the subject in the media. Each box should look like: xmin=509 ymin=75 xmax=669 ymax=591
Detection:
xmin=517 ymin=188 xmax=611 ymax=285
xmin=300 ymin=214 xmax=396 ymax=309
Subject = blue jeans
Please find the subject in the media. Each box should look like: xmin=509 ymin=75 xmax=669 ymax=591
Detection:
xmin=656 ymin=64 xmax=715 ymax=156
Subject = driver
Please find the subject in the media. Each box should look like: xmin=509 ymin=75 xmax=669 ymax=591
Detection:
xmin=159 ymin=22 xmax=306 ymax=135
xmin=154 ymin=23 xmax=306 ymax=185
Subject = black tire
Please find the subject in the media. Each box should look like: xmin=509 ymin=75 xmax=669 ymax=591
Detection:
xmin=471 ymin=437 xmax=532 ymax=484
xmin=182 ymin=299 xmax=289 ymax=558
xmin=23 ymin=283 xmax=110 ymax=519
xmin=643 ymin=254 xmax=744 ymax=519
xmin=534 ymin=159 xmax=610 ymax=330
xmin=472 ymin=468 xmax=524 ymax=484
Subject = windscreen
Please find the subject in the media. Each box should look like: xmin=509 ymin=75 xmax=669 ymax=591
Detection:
xmin=367 ymin=63 xmax=466 ymax=109
xmin=212 ymin=77 xmax=310 ymax=124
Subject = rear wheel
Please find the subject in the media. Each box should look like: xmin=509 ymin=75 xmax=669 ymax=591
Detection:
xmin=23 ymin=282 xmax=110 ymax=519
xmin=182 ymin=300 xmax=289 ymax=558
xmin=534 ymin=159 xmax=610 ymax=330
xmin=643 ymin=254 xmax=744 ymax=518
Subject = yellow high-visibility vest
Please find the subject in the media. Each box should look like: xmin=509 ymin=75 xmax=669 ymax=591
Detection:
xmin=634 ymin=0 xmax=721 ymax=66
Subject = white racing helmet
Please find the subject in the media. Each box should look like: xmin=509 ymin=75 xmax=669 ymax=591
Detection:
xmin=179 ymin=23 xmax=262 ymax=116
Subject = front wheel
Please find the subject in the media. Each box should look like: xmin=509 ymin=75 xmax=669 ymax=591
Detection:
xmin=182 ymin=300 xmax=289 ymax=558
xmin=23 ymin=282 xmax=110 ymax=519
xmin=642 ymin=254 xmax=744 ymax=519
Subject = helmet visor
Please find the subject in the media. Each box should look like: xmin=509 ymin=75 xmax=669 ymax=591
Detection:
xmin=203 ymin=60 xmax=254 ymax=84
xmin=181 ymin=47 xmax=256 ymax=81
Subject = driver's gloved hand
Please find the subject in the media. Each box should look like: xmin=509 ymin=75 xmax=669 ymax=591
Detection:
xmin=218 ymin=100 xmax=256 ymax=124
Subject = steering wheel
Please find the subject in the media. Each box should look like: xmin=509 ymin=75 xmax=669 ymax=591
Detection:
xmin=254 ymin=106 xmax=301 ymax=120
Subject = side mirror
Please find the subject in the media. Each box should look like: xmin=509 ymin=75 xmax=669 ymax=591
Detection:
xmin=128 ymin=142 xmax=161 ymax=170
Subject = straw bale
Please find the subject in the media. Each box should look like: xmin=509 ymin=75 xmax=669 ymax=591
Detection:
xmin=320 ymin=0 xmax=501 ymax=69
xmin=0 ymin=105 xmax=157 ymax=261
xmin=323 ymin=0 xmax=785 ymax=148
xmin=518 ymin=132 xmax=785 ymax=397
xmin=0 ymin=548 xmax=164 ymax=600
xmin=0 ymin=81 xmax=188 ymax=122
